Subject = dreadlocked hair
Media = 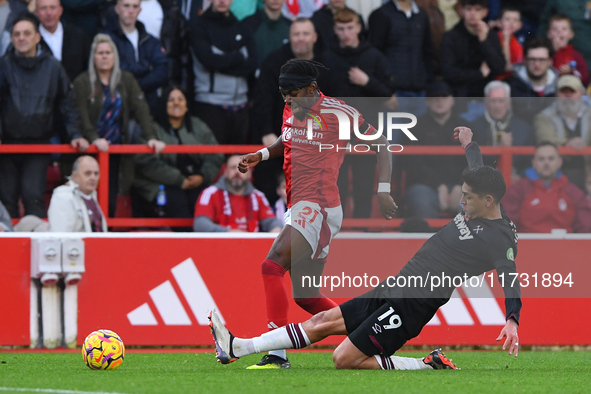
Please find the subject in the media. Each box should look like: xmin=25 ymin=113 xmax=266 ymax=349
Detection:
xmin=280 ymin=59 xmax=328 ymax=79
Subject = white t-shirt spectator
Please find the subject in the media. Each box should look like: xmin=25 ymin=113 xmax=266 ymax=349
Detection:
xmin=40 ymin=22 xmax=64 ymax=61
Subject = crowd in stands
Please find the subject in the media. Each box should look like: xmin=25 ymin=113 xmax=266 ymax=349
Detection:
xmin=0 ymin=0 xmax=590 ymax=234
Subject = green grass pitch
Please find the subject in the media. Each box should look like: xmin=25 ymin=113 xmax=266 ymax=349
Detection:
xmin=0 ymin=350 xmax=589 ymax=393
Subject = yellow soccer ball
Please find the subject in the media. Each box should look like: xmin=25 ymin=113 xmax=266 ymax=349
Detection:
xmin=81 ymin=329 xmax=125 ymax=370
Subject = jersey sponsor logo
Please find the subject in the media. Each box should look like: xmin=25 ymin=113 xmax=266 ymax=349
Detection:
xmin=282 ymin=127 xmax=292 ymax=142
xmin=283 ymin=125 xmax=324 ymax=142
xmin=453 ymin=213 xmax=474 ymax=240
xmin=127 ymin=258 xmax=223 ymax=326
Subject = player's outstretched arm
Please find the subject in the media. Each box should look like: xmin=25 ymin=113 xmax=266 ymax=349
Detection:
xmin=238 ymin=136 xmax=285 ymax=174
xmin=496 ymin=318 xmax=519 ymax=357
xmin=454 ymin=126 xmax=484 ymax=169
xmin=370 ymin=135 xmax=397 ymax=220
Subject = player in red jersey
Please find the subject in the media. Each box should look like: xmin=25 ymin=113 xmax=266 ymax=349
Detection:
xmin=238 ymin=59 xmax=398 ymax=369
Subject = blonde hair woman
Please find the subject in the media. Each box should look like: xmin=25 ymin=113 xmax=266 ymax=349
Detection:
xmin=73 ymin=33 xmax=165 ymax=216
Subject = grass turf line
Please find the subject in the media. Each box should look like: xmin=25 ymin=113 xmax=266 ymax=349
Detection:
xmin=0 ymin=351 xmax=589 ymax=393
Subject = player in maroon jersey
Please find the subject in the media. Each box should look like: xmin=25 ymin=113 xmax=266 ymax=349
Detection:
xmin=238 ymin=58 xmax=397 ymax=368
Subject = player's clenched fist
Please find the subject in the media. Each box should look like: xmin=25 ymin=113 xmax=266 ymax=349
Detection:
xmin=453 ymin=126 xmax=473 ymax=149
xmin=377 ymin=193 xmax=398 ymax=220
xmin=238 ymin=153 xmax=261 ymax=173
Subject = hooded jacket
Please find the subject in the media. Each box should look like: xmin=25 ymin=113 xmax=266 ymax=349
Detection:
xmin=505 ymin=63 xmax=559 ymax=121
xmin=0 ymin=45 xmax=82 ymax=143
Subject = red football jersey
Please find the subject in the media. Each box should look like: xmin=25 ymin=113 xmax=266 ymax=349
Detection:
xmin=195 ymin=186 xmax=276 ymax=232
xmin=281 ymin=91 xmax=374 ymax=208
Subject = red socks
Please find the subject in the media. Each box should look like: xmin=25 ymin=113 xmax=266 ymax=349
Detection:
xmin=295 ymin=294 xmax=338 ymax=315
xmin=261 ymin=259 xmax=288 ymax=329
xmin=261 ymin=258 xmax=338 ymax=329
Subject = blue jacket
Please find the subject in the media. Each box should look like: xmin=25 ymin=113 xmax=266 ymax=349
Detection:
xmin=103 ymin=18 xmax=169 ymax=112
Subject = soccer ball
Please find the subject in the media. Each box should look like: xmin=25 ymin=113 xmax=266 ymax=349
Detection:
xmin=81 ymin=329 xmax=125 ymax=370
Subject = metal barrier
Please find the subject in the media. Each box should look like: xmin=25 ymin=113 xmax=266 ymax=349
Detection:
xmin=2 ymin=144 xmax=590 ymax=230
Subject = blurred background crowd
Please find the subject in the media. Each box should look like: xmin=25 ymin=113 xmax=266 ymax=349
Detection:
xmin=0 ymin=0 xmax=590 ymax=234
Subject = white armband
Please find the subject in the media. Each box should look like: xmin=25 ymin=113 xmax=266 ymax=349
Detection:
xmin=257 ymin=148 xmax=270 ymax=161
xmin=377 ymin=182 xmax=391 ymax=193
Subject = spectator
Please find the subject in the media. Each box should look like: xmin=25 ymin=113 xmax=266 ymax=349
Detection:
xmin=495 ymin=6 xmax=523 ymax=80
xmin=0 ymin=0 xmax=28 ymax=55
xmin=193 ymin=154 xmax=282 ymax=232
xmin=243 ymin=0 xmax=291 ymax=67
xmin=35 ymin=0 xmax=92 ymax=181
xmin=540 ymin=0 xmax=591 ymax=77
xmin=189 ymin=0 xmax=257 ymax=145
xmin=35 ymin=0 xmax=90 ymax=82
xmin=250 ymin=17 xmax=319 ymax=204
xmin=103 ymin=0 xmax=169 ymax=115
xmin=252 ymin=17 xmax=318 ymax=146
xmin=502 ymin=142 xmax=591 ymax=233
xmin=48 ymin=155 xmax=108 ymax=232
xmin=470 ymin=80 xmax=533 ymax=178
xmin=505 ymin=36 xmax=559 ymax=121
xmin=488 ymin=0 xmax=546 ymax=43
xmin=73 ymin=33 xmax=165 ymax=217
xmin=321 ymin=7 xmax=393 ymax=218
xmin=0 ymin=199 xmax=13 ymax=232
xmin=322 ymin=8 xmax=393 ymax=98
xmin=369 ymin=0 xmax=433 ymax=114
xmin=311 ymin=0 xmax=365 ymax=52
xmin=133 ymin=85 xmax=224 ymax=222
xmin=534 ymin=75 xmax=591 ymax=190
xmin=547 ymin=14 xmax=589 ymax=87
xmin=440 ymin=0 xmax=505 ymax=97
xmin=136 ymin=0 xmax=193 ymax=99
xmin=401 ymin=80 xmax=467 ymax=218
xmin=61 ymin=0 xmax=106 ymax=39
xmin=0 ymin=14 xmax=88 ymax=219
xmin=282 ymin=0 xmax=324 ymax=20
xmin=472 ymin=81 xmax=533 ymax=146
